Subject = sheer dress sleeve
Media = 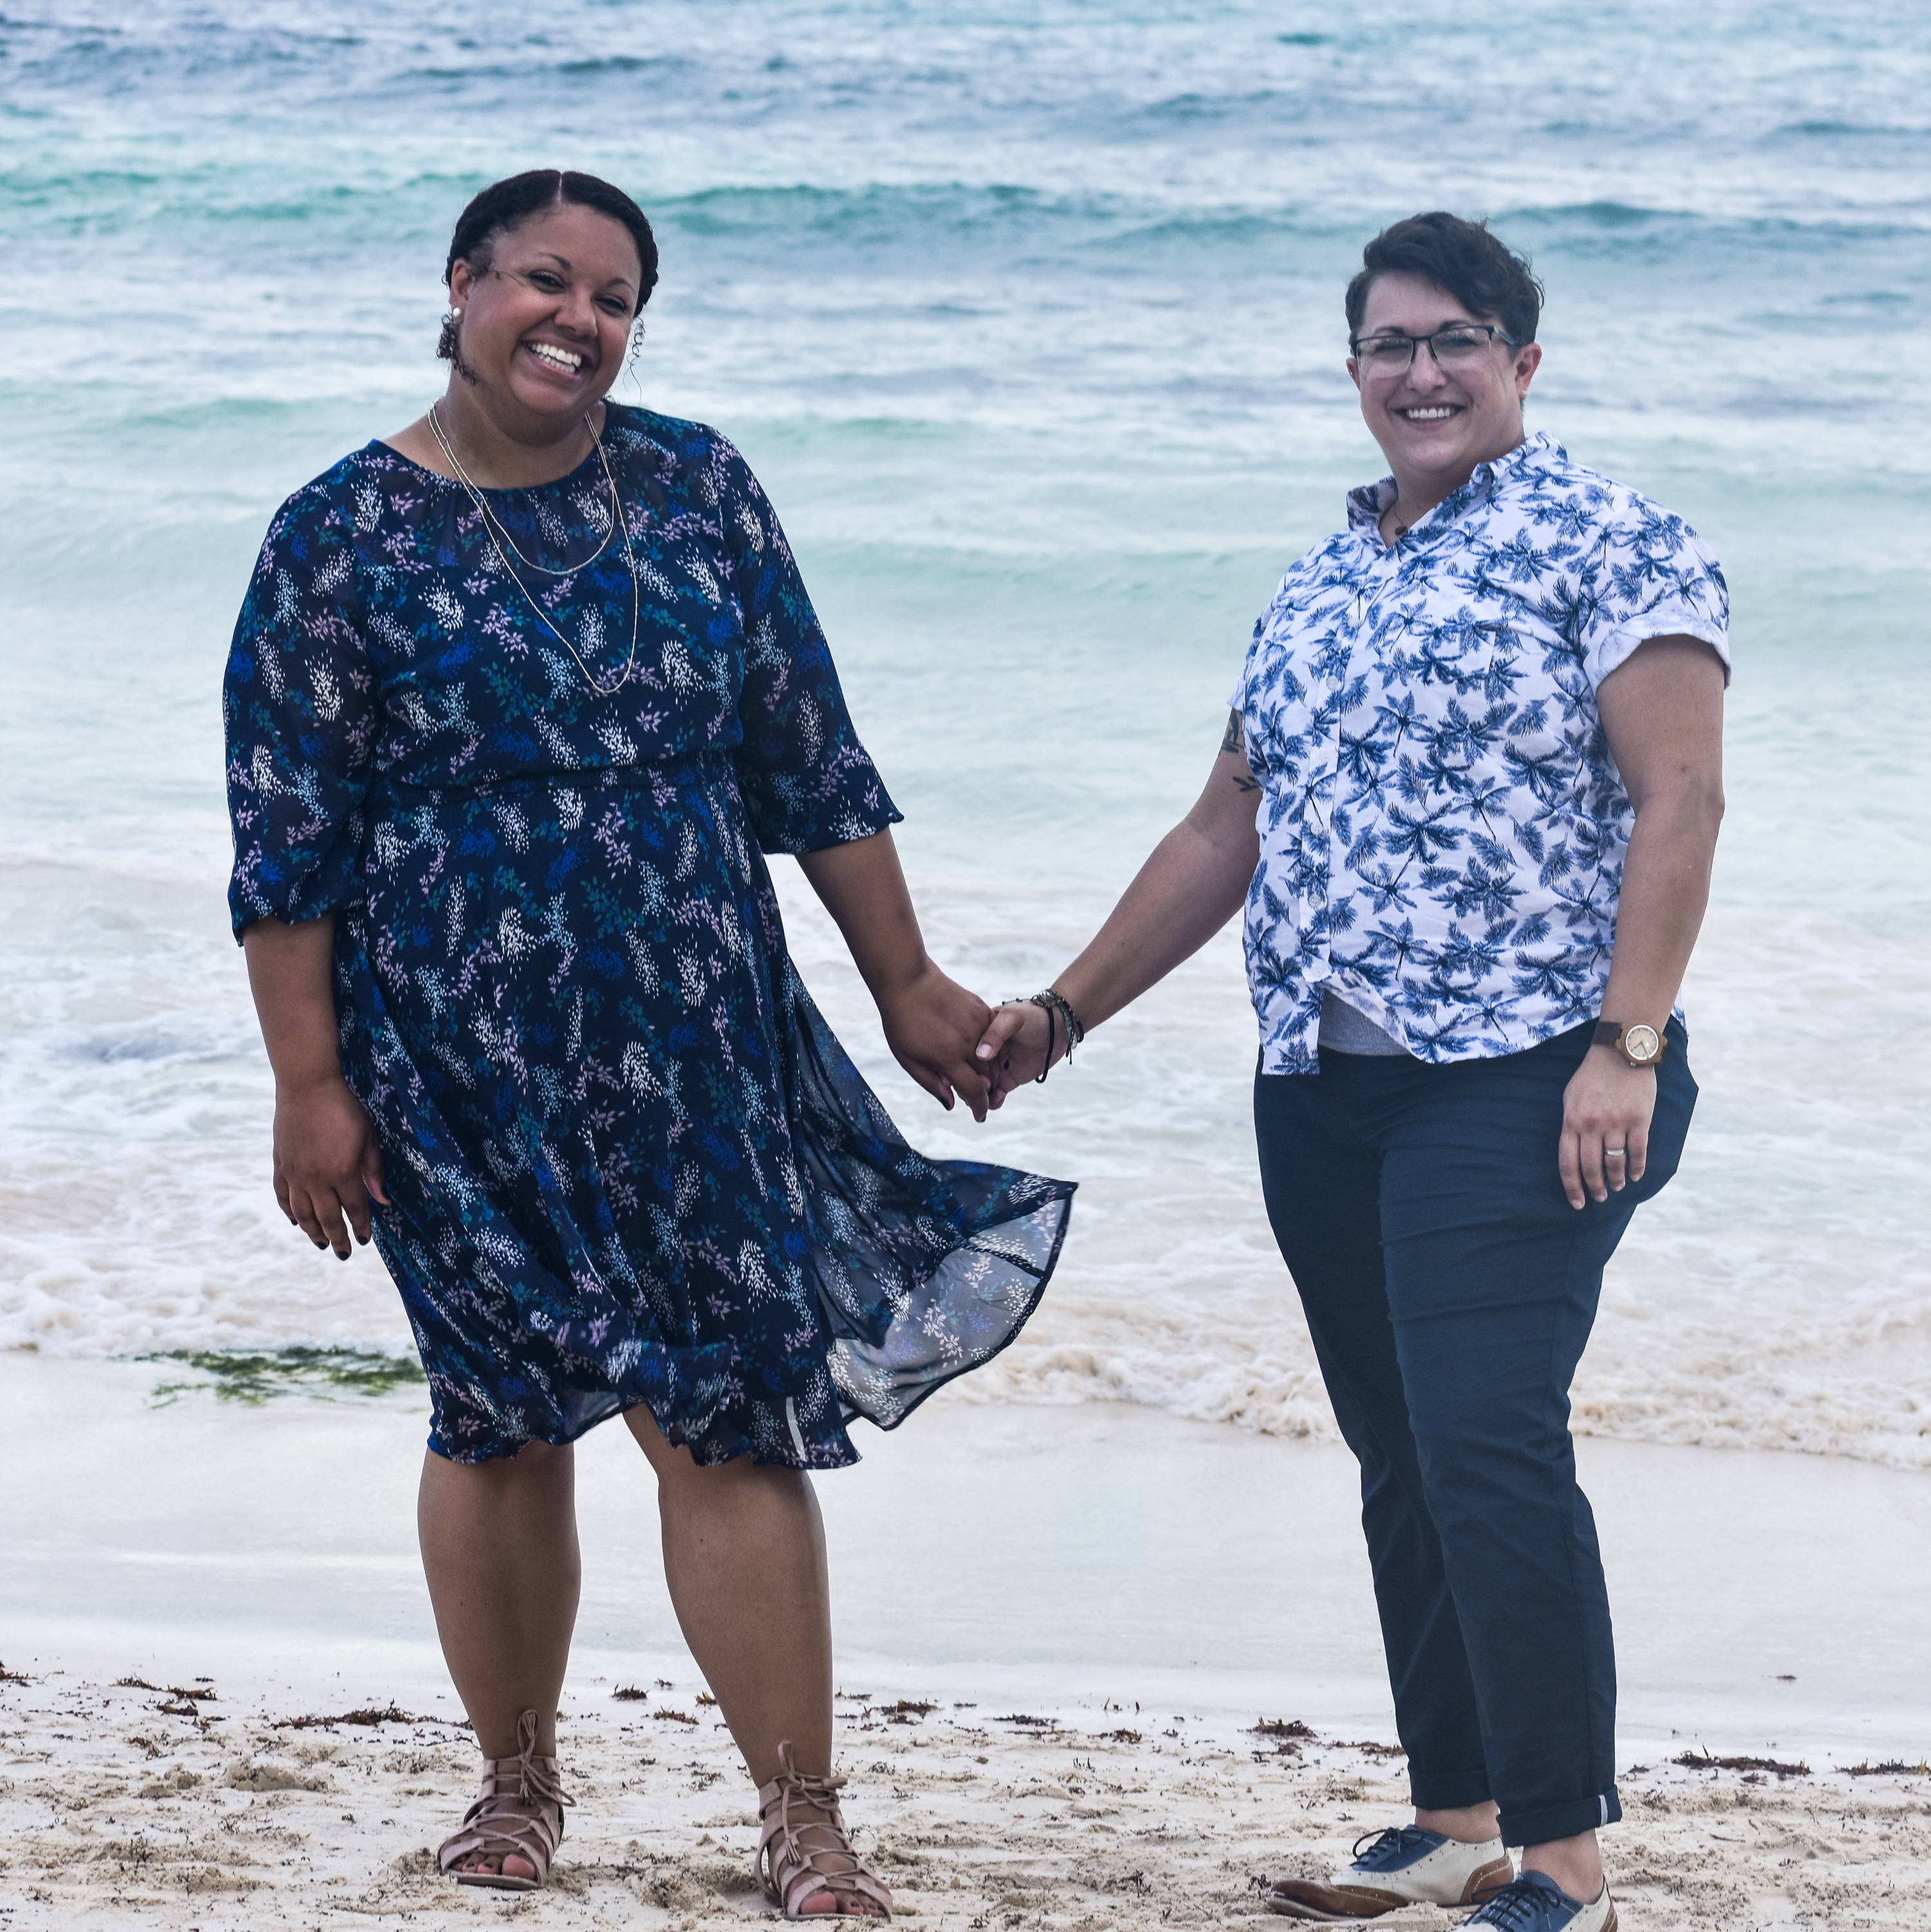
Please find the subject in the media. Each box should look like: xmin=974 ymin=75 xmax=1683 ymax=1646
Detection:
xmin=711 ymin=437 xmax=903 ymax=855
xmin=223 ymin=477 xmax=379 ymax=940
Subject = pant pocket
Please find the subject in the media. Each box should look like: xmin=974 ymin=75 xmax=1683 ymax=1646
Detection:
xmin=1632 ymin=1022 xmax=1697 ymax=1197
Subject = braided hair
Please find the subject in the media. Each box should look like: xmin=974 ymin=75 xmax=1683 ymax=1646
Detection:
xmin=438 ymin=169 xmax=659 ymax=362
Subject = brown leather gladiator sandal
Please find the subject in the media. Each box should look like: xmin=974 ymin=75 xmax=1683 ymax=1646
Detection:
xmin=757 ymin=1740 xmax=894 ymax=1919
xmin=437 ymin=1708 xmax=572 ymax=1892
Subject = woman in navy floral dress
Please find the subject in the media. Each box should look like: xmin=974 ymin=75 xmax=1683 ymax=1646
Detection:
xmin=226 ymin=171 xmax=1069 ymax=1914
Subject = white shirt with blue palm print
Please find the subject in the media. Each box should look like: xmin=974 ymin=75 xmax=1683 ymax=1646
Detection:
xmin=1230 ymin=430 xmax=1729 ymax=1075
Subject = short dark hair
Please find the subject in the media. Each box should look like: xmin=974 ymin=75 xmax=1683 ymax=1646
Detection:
xmin=443 ymin=169 xmax=659 ymax=314
xmin=1344 ymin=212 xmax=1542 ymax=346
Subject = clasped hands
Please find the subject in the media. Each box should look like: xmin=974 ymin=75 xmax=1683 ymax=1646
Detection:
xmin=881 ymin=972 xmax=1063 ymax=1120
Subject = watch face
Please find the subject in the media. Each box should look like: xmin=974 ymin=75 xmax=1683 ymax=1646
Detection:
xmin=1623 ymin=1024 xmax=1661 ymax=1063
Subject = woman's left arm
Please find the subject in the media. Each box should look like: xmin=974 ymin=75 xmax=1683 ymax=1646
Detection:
xmin=798 ymin=832 xmax=994 ymax=1122
xmin=1561 ymin=634 xmax=1727 ymax=1209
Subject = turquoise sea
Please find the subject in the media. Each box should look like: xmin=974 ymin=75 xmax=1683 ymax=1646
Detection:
xmin=3 ymin=1 xmax=1928 ymax=1463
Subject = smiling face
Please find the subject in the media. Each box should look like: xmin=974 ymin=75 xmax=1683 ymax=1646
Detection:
xmin=446 ymin=200 xmax=643 ymax=444
xmin=1348 ymin=269 xmax=1542 ymax=508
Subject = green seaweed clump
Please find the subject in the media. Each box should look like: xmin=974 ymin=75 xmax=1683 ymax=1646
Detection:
xmin=142 ymin=1345 xmax=424 ymax=1407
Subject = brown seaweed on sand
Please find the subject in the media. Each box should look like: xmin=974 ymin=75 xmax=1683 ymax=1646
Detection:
xmin=1673 ymin=1747 xmax=1810 ymax=1777
xmin=1249 ymin=1717 xmax=1315 ymax=1739
xmin=275 ymin=1704 xmax=434 ymax=1730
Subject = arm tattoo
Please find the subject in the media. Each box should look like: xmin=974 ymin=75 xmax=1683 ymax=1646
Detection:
xmin=1221 ymin=709 xmax=1261 ymax=791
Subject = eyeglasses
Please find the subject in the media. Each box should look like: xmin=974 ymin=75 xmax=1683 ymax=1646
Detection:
xmin=1349 ymin=323 xmax=1520 ymax=376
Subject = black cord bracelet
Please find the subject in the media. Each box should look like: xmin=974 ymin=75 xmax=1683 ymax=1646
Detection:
xmin=1032 ymin=996 xmax=1057 ymax=1083
xmin=1017 ymin=988 xmax=1087 ymax=1083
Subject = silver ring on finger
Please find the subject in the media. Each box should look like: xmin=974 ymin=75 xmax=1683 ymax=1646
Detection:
xmin=1605 ymin=1146 xmax=1627 ymax=1160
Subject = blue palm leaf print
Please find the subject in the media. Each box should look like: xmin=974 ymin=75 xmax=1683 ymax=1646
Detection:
xmin=1227 ymin=432 xmax=1728 ymax=1072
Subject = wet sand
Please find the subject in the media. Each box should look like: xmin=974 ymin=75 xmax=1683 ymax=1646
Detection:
xmin=3 ymin=1358 xmax=1929 ymax=1925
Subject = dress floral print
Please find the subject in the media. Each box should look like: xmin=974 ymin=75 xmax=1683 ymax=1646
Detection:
xmin=1230 ymin=432 xmax=1729 ymax=1075
xmin=225 ymin=404 xmax=1071 ymax=1466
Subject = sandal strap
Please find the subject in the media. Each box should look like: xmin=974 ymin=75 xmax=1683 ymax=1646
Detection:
xmin=757 ymin=1739 xmax=893 ymax=1918
xmin=437 ymin=1709 xmax=572 ymax=1879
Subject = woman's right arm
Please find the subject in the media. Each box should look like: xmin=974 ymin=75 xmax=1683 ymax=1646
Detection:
xmin=242 ymin=914 xmax=388 ymax=1259
xmin=977 ymin=712 xmax=1263 ymax=1092
xmin=225 ymin=480 xmax=386 ymax=1255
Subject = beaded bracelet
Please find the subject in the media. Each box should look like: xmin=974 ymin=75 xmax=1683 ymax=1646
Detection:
xmin=1039 ymin=987 xmax=1086 ymax=1050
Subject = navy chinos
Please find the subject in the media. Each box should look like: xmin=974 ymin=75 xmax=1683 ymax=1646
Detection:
xmin=1253 ymin=1018 xmax=1696 ymax=1848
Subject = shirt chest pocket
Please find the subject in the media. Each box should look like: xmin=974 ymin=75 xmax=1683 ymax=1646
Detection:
xmin=1378 ymin=614 xmax=1578 ymax=799
xmin=1399 ymin=615 xmax=1523 ymax=705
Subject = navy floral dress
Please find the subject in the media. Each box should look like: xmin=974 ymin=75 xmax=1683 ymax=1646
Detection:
xmin=224 ymin=404 xmax=1071 ymax=1467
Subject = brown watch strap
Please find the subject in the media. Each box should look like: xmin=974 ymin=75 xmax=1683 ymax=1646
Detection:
xmin=1593 ymin=1019 xmax=1666 ymax=1066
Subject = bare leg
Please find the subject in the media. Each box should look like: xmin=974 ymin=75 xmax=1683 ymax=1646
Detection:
xmin=1418 ymin=1804 xmax=1603 ymax=1904
xmin=419 ymin=1440 xmax=580 ymax=1879
xmin=1417 ymin=1800 xmax=1500 ymax=1843
xmin=1521 ymin=1830 xmax=1603 ymax=1903
xmin=625 ymin=1406 xmax=878 ymax=1917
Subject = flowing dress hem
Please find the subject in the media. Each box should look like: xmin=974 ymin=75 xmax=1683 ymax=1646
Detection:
xmin=417 ymin=1182 xmax=1075 ymax=1469
xmin=420 ymin=1387 xmax=863 ymax=1472
xmin=830 ymin=1191 xmax=1073 ymax=1436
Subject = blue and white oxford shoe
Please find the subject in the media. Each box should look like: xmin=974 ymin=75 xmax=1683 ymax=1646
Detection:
xmin=1463 ymin=1870 xmax=1617 ymax=1931
xmin=1266 ymin=1824 xmax=1514 ymax=1920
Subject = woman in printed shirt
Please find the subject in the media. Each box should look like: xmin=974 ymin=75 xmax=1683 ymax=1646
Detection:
xmin=979 ymin=211 xmax=1727 ymax=1932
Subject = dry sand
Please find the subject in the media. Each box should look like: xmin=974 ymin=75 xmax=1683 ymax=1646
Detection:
xmin=3 ymin=1665 xmax=1927 ymax=1930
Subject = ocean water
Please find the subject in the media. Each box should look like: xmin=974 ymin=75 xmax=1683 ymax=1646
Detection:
xmin=3 ymin=1 xmax=1928 ymax=1466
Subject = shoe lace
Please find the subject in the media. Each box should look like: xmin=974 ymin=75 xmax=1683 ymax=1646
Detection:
xmin=1349 ymin=1824 xmax=1437 ymax=1870
xmin=1469 ymin=1877 xmax=1561 ymax=1929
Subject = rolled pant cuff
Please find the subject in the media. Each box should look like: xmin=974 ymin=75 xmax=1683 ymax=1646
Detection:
xmin=1498 ymin=1788 xmax=1622 ymax=1848
xmin=1409 ymin=1768 xmax=1494 ymax=1812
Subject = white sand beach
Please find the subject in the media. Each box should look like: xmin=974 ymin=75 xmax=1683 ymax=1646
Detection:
xmin=4 ymin=1359 xmax=1928 ymax=1927
xmin=4 ymin=1667 xmax=1928 ymax=1930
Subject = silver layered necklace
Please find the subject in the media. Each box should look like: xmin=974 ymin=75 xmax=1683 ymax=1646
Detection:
xmin=428 ymin=401 xmax=643 ymax=697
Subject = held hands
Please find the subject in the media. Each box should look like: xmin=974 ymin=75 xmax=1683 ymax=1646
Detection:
xmin=973 ymin=1000 xmax=1062 ymax=1104
xmin=876 ymin=961 xmax=1000 ymax=1122
xmin=273 ymin=1074 xmax=391 ymax=1258
xmin=1559 ymin=1045 xmax=1657 ymax=1211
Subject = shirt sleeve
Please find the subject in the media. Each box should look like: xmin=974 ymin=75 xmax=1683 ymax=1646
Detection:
xmin=1227 ymin=627 xmax=1258 ymax=715
xmin=1228 ymin=586 xmax=1285 ymax=715
xmin=712 ymin=435 xmax=903 ymax=855
xmin=222 ymin=480 xmax=380 ymax=940
xmin=1578 ymin=498 xmax=1731 ymax=690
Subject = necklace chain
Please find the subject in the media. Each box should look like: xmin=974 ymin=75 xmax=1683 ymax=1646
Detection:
xmin=429 ymin=402 xmax=619 ymax=576
xmin=427 ymin=403 xmax=642 ymax=698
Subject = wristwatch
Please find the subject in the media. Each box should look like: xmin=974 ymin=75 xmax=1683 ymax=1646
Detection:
xmin=1593 ymin=1019 xmax=1666 ymax=1068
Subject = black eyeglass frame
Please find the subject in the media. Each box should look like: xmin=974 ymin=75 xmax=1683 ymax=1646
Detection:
xmin=1347 ymin=321 xmax=1523 ymax=365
